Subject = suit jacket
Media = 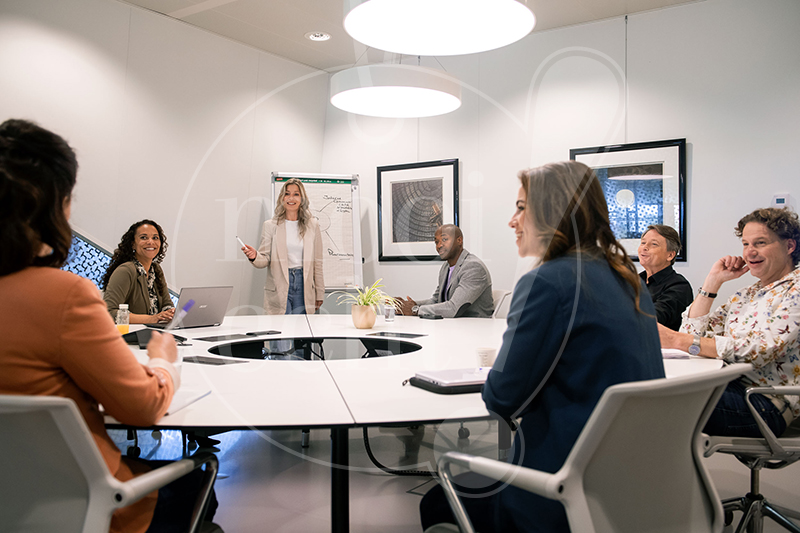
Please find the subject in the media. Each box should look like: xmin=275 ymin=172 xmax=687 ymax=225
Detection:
xmin=0 ymin=267 xmax=176 ymax=533
xmin=104 ymin=261 xmax=173 ymax=320
xmin=483 ymin=255 xmax=664 ymax=532
xmin=417 ymin=249 xmax=494 ymax=318
xmin=251 ymin=217 xmax=325 ymax=315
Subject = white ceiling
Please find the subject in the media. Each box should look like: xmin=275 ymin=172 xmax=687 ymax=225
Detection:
xmin=121 ymin=0 xmax=700 ymax=72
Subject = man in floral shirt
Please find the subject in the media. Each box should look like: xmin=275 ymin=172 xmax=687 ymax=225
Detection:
xmin=660 ymin=207 xmax=800 ymax=437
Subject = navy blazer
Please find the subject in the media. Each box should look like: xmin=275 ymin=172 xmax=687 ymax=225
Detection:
xmin=483 ymin=254 xmax=664 ymax=532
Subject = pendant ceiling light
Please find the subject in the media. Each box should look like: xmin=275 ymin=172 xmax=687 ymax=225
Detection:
xmin=343 ymin=0 xmax=536 ymax=56
xmin=330 ymin=64 xmax=461 ymax=118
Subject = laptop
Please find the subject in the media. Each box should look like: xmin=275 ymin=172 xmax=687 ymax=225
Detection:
xmin=149 ymin=286 xmax=233 ymax=330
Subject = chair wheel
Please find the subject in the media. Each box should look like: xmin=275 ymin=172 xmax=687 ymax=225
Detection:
xmin=724 ymin=510 xmax=734 ymax=526
xmin=127 ymin=445 xmax=141 ymax=458
xmin=151 ymin=430 xmax=162 ymax=440
xmin=458 ymin=427 xmax=470 ymax=439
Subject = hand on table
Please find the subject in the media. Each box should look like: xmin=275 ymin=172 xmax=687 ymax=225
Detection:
xmin=657 ymin=323 xmax=688 ymax=351
xmin=241 ymin=244 xmax=257 ymax=261
xmin=397 ymin=296 xmax=417 ymax=316
xmin=153 ymin=308 xmax=175 ymax=323
xmin=315 ymin=300 xmax=323 ymax=312
xmin=147 ymin=330 xmax=178 ymax=363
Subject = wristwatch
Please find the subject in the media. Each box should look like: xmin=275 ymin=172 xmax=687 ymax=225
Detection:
xmin=411 ymin=305 xmax=420 ymax=316
xmin=688 ymin=334 xmax=702 ymax=356
xmin=697 ymin=287 xmax=717 ymax=299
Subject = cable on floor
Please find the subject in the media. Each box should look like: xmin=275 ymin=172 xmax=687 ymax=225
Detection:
xmin=362 ymin=427 xmax=437 ymax=477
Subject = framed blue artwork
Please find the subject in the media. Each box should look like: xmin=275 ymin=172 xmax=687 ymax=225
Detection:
xmin=570 ymin=138 xmax=687 ymax=262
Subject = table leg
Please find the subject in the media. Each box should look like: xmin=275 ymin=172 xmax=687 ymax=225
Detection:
xmin=331 ymin=427 xmax=349 ymax=533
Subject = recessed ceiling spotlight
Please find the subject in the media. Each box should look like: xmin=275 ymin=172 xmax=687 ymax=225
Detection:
xmin=305 ymin=32 xmax=331 ymax=42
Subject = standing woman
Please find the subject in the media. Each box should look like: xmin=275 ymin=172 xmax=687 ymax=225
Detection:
xmin=420 ymin=161 xmax=665 ymax=533
xmin=101 ymin=220 xmax=175 ymax=324
xmin=241 ymin=178 xmax=324 ymax=315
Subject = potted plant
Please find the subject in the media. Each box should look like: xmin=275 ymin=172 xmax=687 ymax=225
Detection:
xmin=333 ymin=279 xmax=399 ymax=329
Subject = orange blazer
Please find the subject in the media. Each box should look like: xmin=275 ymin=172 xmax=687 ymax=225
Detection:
xmin=0 ymin=267 xmax=175 ymax=533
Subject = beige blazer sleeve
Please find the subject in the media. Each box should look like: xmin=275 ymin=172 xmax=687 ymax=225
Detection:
xmin=250 ymin=219 xmax=290 ymax=314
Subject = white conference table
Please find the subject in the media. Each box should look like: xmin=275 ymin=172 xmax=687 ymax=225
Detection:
xmin=121 ymin=313 xmax=722 ymax=533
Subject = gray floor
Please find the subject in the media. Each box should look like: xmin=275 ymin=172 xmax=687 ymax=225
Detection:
xmin=111 ymin=420 xmax=499 ymax=532
xmin=112 ymin=422 xmax=800 ymax=533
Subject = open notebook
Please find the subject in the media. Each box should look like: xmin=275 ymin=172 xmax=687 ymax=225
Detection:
xmin=166 ymin=388 xmax=211 ymax=415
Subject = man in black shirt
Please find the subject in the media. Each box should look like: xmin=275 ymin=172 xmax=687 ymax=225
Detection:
xmin=638 ymin=224 xmax=693 ymax=330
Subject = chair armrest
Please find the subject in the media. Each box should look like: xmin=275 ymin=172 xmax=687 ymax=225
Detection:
xmin=744 ymin=386 xmax=800 ymax=455
xmin=437 ymin=452 xmax=561 ymax=533
xmin=115 ymin=452 xmax=219 ymax=508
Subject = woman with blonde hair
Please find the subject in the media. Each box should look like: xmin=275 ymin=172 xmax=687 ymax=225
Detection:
xmin=421 ymin=161 xmax=664 ymax=532
xmin=241 ymin=178 xmax=324 ymax=315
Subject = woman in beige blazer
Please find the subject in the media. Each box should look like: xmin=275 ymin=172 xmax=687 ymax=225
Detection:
xmin=242 ymin=178 xmax=325 ymax=315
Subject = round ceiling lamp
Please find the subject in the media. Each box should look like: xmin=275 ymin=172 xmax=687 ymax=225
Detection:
xmin=330 ymin=64 xmax=462 ymax=118
xmin=343 ymin=0 xmax=536 ymax=56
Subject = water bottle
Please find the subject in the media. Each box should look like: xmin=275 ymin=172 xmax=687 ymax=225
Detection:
xmin=116 ymin=304 xmax=130 ymax=334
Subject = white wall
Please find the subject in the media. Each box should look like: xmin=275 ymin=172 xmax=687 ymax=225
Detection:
xmin=2 ymin=0 xmax=799 ymax=304
xmin=0 ymin=0 xmax=329 ymax=313
xmin=321 ymin=0 xmax=800 ymax=305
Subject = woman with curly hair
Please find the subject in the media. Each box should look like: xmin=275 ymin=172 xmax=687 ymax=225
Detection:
xmin=241 ymin=178 xmax=324 ymax=315
xmin=660 ymin=207 xmax=800 ymax=437
xmin=102 ymin=219 xmax=175 ymax=324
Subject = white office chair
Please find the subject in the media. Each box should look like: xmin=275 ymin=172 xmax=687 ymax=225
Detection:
xmin=427 ymin=363 xmax=751 ymax=533
xmin=0 ymin=394 xmax=219 ymax=533
xmin=704 ymin=385 xmax=800 ymax=532
xmin=491 ymin=289 xmax=511 ymax=319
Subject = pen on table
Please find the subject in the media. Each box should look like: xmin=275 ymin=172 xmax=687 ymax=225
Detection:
xmin=165 ymin=299 xmax=195 ymax=332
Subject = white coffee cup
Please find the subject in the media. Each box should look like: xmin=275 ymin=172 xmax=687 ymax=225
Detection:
xmin=476 ymin=347 xmax=498 ymax=368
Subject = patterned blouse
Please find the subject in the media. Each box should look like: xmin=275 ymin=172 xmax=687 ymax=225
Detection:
xmin=134 ymin=259 xmax=160 ymax=315
xmin=680 ymin=267 xmax=800 ymax=417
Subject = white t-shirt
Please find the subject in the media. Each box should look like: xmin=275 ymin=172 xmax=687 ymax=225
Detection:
xmin=285 ymin=220 xmax=304 ymax=269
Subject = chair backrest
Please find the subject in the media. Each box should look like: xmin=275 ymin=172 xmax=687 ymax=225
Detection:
xmin=491 ymin=289 xmax=511 ymax=319
xmin=509 ymin=363 xmax=750 ymax=533
xmin=0 ymin=395 xmax=122 ymax=533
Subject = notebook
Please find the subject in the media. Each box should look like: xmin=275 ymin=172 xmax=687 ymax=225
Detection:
xmin=149 ymin=286 xmax=233 ymax=330
xmin=414 ymin=367 xmax=491 ymax=387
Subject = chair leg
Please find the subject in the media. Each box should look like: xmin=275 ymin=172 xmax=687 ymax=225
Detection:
xmin=761 ymin=502 xmax=800 ymax=533
xmin=301 ymin=429 xmax=310 ymax=448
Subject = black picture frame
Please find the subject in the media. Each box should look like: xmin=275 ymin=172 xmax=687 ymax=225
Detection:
xmin=570 ymin=139 xmax=687 ymax=262
xmin=377 ymin=159 xmax=459 ymax=262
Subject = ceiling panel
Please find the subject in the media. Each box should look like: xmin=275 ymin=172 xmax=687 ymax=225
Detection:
xmin=120 ymin=0 xmax=702 ymax=71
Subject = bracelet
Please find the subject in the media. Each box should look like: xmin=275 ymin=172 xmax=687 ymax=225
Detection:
xmin=697 ymin=288 xmax=717 ymax=298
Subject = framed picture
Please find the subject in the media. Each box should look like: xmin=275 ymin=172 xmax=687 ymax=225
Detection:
xmin=570 ymin=139 xmax=687 ymax=262
xmin=377 ymin=159 xmax=459 ymax=262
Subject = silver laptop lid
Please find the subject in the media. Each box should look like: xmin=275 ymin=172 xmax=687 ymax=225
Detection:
xmin=170 ymin=286 xmax=233 ymax=329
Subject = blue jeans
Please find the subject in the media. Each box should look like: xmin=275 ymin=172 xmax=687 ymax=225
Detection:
xmin=285 ymin=268 xmax=306 ymax=315
xmin=704 ymin=378 xmax=788 ymax=437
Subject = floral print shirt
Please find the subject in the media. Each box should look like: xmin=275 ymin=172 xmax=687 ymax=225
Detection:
xmin=680 ymin=267 xmax=800 ymax=417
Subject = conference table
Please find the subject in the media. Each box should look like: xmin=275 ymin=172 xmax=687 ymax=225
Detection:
xmin=119 ymin=313 xmax=723 ymax=533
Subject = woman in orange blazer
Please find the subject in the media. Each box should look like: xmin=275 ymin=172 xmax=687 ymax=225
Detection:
xmin=0 ymin=119 xmax=215 ymax=533
xmin=241 ymin=178 xmax=325 ymax=315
